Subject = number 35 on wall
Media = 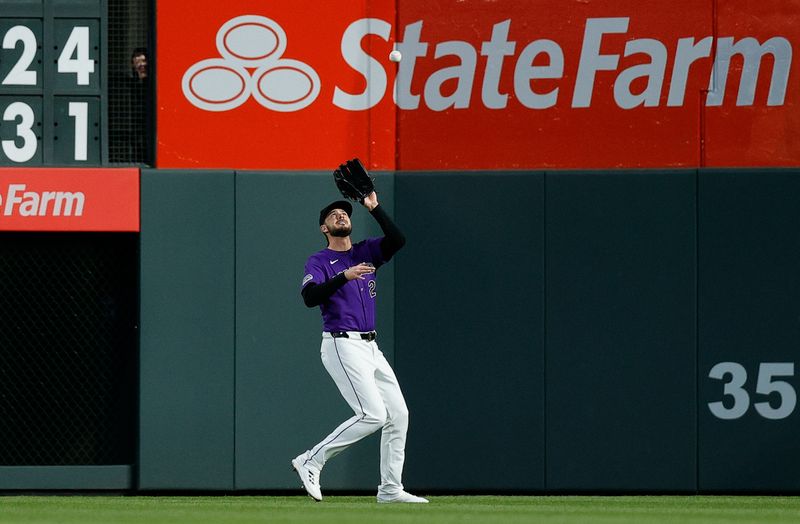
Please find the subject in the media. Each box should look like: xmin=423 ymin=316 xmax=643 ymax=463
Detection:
xmin=1 ymin=21 xmax=99 ymax=164
xmin=708 ymin=362 xmax=796 ymax=420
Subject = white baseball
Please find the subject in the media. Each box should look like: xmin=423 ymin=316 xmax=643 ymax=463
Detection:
xmin=389 ymin=50 xmax=402 ymax=62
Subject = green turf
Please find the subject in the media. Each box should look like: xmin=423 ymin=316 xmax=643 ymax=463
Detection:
xmin=0 ymin=495 xmax=799 ymax=524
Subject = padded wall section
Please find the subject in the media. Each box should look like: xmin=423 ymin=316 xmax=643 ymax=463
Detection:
xmin=698 ymin=169 xmax=800 ymax=491
xmin=545 ymin=170 xmax=697 ymax=491
xmin=234 ymin=172 xmax=395 ymax=490
xmin=139 ymin=170 xmax=235 ymax=489
xmin=395 ymin=171 xmax=545 ymax=491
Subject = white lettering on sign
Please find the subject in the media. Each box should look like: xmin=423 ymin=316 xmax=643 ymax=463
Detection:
xmin=333 ymin=18 xmax=391 ymax=111
xmin=183 ymin=15 xmax=793 ymax=113
xmin=1 ymin=184 xmax=85 ymax=217
xmin=707 ymin=37 xmax=792 ymax=107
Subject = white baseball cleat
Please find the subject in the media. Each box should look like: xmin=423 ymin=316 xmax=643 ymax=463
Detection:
xmin=291 ymin=455 xmax=322 ymax=502
xmin=377 ymin=491 xmax=429 ymax=504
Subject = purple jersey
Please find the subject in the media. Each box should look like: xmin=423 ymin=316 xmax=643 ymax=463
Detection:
xmin=302 ymin=238 xmax=385 ymax=332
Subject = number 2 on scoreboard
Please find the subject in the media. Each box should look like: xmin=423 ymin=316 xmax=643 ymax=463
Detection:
xmin=1 ymin=25 xmax=38 ymax=86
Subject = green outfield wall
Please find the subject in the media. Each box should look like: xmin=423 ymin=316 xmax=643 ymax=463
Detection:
xmin=135 ymin=168 xmax=800 ymax=492
xmin=139 ymin=170 xmax=236 ymax=489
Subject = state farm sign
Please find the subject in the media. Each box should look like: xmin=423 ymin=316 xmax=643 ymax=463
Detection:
xmin=157 ymin=0 xmax=800 ymax=169
xmin=183 ymin=16 xmax=790 ymax=113
xmin=0 ymin=169 xmax=139 ymax=232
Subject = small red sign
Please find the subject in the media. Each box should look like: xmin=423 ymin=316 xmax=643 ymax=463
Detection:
xmin=0 ymin=168 xmax=139 ymax=232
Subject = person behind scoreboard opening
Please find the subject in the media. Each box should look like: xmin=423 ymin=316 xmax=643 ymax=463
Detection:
xmin=126 ymin=47 xmax=151 ymax=163
xmin=130 ymin=47 xmax=148 ymax=81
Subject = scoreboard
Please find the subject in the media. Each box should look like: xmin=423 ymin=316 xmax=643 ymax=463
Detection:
xmin=0 ymin=0 xmax=104 ymax=165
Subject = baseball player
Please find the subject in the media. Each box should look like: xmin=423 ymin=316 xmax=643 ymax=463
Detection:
xmin=292 ymin=191 xmax=428 ymax=504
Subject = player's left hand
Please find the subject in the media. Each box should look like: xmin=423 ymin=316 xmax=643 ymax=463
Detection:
xmin=344 ymin=263 xmax=376 ymax=280
xmin=362 ymin=191 xmax=378 ymax=211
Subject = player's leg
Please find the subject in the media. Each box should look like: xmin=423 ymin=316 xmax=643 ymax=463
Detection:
xmin=372 ymin=346 xmax=410 ymax=498
xmin=301 ymin=336 xmax=388 ymax=472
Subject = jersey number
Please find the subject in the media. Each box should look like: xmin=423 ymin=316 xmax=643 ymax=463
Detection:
xmin=368 ymin=280 xmax=376 ymax=298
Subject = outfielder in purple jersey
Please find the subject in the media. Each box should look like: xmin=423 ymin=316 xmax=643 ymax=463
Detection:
xmin=302 ymin=235 xmax=383 ymax=332
xmin=291 ymin=191 xmax=428 ymax=504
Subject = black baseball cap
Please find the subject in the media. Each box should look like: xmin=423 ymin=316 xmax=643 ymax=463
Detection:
xmin=319 ymin=200 xmax=353 ymax=225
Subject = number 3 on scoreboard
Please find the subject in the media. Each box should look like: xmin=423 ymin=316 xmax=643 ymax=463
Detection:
xmin=1 ymin=102 xmax=37 ymax=163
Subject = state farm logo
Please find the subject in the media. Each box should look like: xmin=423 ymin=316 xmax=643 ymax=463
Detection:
xmin=183 ymin=15 xmax=792 ymax=113
xmin=182 ymin=15 xmax=320 ymax=112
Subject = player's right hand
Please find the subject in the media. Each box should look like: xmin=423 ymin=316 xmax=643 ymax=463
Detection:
xmin=344 ymin=263 xmax=376 ymax=280
xmin=362 ymin=191 xmax=379 ymax=211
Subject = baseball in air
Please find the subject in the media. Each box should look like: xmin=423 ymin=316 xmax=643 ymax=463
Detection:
xmin=389 ymin=50 xmax=402 ymax=62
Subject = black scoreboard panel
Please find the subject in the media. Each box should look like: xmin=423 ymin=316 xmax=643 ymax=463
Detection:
xmin=0 ymin=0 xmax=105 ymax=165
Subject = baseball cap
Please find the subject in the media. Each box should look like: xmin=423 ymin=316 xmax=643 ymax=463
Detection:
xmin=319 ymin=200 xmax=353 ymax=225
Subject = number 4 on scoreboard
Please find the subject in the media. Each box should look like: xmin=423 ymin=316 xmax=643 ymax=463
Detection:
xmin=58 ymin=26 xmax=94 ymax=85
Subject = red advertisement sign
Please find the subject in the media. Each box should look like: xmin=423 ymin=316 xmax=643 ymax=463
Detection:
xmin=0 ymin=168 xmax=139 ymax=232
xmin=157 ymin=0 xmax=800 ymax=170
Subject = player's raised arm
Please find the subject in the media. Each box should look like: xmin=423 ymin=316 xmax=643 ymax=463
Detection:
xmin=331 ymin=160 xmax=405 ymax=261
xmin=361 ymin=191 xmax=406 ymax=260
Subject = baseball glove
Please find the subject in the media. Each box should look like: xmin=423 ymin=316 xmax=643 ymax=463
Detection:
xmin=333 ymin=158 xmax=375 ymax=203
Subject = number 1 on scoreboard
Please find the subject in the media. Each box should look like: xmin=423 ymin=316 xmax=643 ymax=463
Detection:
xmin=68 ymin=102 xmax=88 ymax=161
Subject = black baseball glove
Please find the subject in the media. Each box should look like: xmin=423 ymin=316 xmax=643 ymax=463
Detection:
xmin=333 ymin=158 xmax=375 ymax=203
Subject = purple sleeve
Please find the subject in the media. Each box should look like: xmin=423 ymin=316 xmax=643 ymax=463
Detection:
xmin=301 ymin=257 xmax=326 ymax=290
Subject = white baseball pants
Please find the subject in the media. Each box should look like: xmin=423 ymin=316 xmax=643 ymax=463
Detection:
xmin=301 ymin=332 xmax=409 ymax=497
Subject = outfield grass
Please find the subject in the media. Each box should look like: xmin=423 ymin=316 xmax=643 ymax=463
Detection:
xmin=0 ymin=495 xmax=799 ymax=524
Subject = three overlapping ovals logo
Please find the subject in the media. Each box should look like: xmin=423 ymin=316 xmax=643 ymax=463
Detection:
xmin=182 ymin=15 xmax=321 ymax=112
